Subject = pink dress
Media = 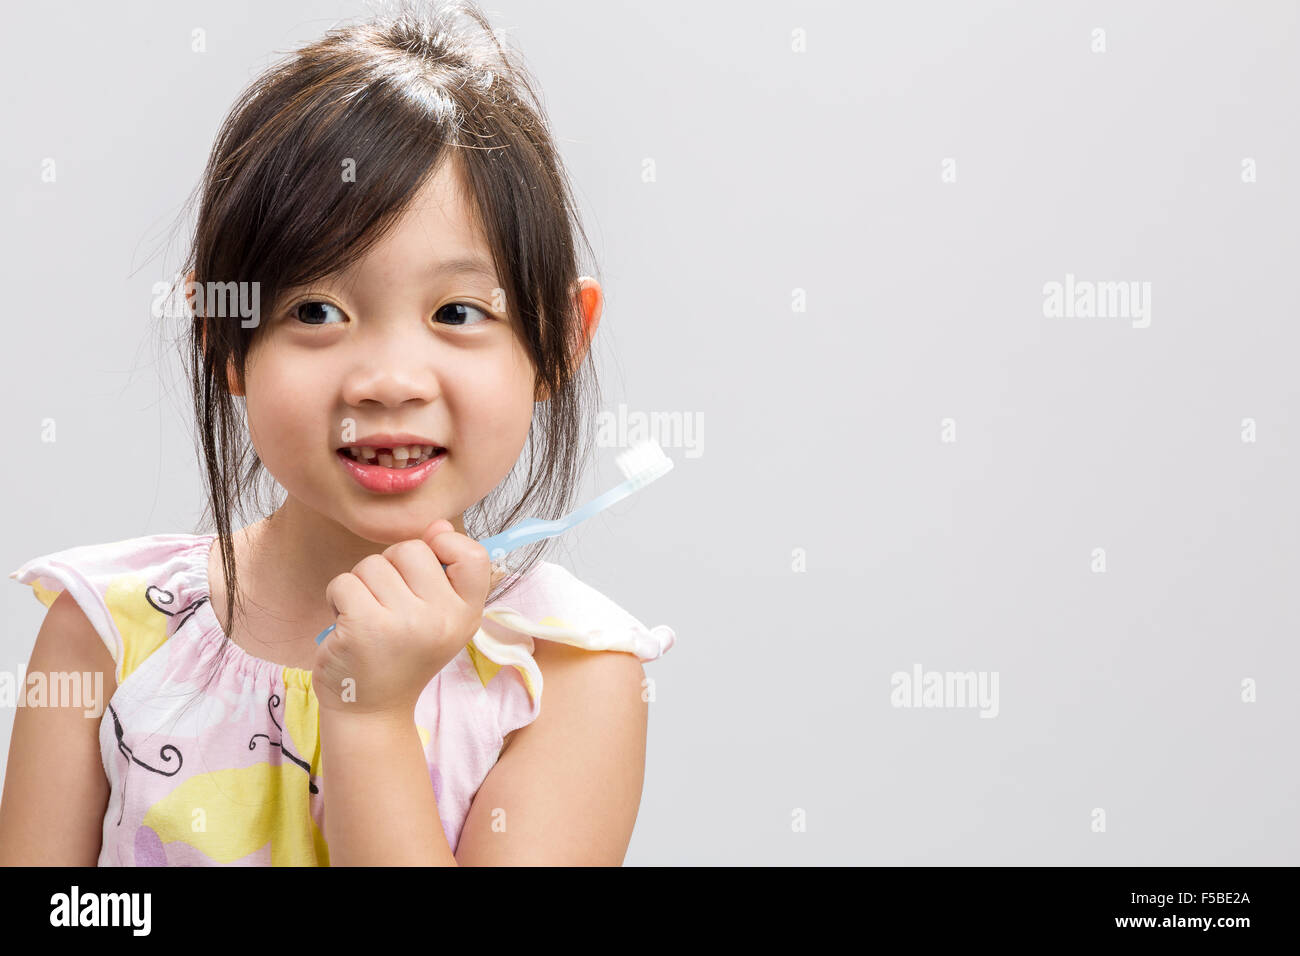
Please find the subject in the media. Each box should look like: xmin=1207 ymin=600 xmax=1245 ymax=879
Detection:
xmin=9 ymin=532 xmax=676 ymax=865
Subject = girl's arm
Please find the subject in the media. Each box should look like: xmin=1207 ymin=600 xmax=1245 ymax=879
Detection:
xmin=454 ymin=640 xmax=648 ymax=865
xmin=318 ymin=707 xmax=459 ymax=866
xmin=0 ymin=590 xmax=115 ymax=865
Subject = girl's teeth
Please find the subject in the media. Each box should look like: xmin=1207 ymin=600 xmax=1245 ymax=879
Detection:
xmin=344 ymin=445 xmax=441 ymax=468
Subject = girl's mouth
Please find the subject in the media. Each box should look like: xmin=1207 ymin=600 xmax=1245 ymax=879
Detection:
xmin=338 ymin=444 xmax=442 ymax=468
xmin=336 ymin=445 xmax=446 ymax=493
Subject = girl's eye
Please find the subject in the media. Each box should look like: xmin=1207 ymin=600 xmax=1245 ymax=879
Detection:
xmin=292 ymin=301 xmax=346 ymax=325
xmin=285 ymin=300 xmax=491 ymax=327
xmin=434 ymin=302 xmax=491 ymax=327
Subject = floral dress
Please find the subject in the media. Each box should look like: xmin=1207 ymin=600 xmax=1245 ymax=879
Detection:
xmin=9 ymin=532 xmax=676 ymax=865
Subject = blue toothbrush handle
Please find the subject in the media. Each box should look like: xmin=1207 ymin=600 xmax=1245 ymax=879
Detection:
xmin=476 ymin=519 xmax=563 ymax=560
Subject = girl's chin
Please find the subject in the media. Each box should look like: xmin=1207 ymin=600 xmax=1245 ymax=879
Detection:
xmin=269 ymin=488 xmax=461 ymax=543
xmin=336 ymin=512 xmax=461 ymax=546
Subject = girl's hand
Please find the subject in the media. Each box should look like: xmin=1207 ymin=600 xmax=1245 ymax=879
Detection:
xmin=312 ymin=519 xmax=491 ymax=718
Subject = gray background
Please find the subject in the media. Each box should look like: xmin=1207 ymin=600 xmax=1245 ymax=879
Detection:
xmin=3 ymin=0 xmax=1297 ymax=864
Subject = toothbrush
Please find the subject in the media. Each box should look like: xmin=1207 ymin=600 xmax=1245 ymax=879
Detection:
xmin=315 ymin=439 xmax=674 ymax=645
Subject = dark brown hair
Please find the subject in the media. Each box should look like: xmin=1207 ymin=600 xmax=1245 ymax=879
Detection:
xmin=170 ymin=0 xmax=601 ymax=695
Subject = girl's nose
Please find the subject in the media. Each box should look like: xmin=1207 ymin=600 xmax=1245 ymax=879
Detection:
xmin=340 ymin=345 xmax=442 ymax=408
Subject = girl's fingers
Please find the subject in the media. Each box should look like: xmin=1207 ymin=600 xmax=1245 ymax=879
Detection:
xmin=382 ymin=537 xmax=450 ymax=606
xmin=425 ymin=525 xmax=491 ymax=606
xmin=421 ymin=519 xmax=454 ymax=548
xmin=325 ymin=570 xmax=379 ymax=623
xmin=349 ymin=551 xmax=414 ymax=610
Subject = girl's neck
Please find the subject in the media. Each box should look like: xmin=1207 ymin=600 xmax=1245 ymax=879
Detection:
xmin=209 ymin=498 xmax=489 ymax=664
xmin=253 ymin=499 xmax=436 ymax=598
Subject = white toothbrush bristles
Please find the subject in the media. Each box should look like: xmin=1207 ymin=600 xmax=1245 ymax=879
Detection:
xmin=615 ymin=439 xmax=674 ymax=489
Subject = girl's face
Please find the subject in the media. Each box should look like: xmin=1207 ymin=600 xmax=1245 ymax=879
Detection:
xmin=240 ymin=158 xmax=538 ymax=545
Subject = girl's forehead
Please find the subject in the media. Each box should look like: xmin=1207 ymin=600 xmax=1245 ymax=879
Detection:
xmin=329 ymin=165 xmax=499 ymax=288
xmin=403 ymin=162 xmax=479 ymax=226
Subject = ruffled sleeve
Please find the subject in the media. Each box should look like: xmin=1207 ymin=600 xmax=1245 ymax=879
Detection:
xmin=9 ymin=533 xmax=213 ymax=686
xmin=464 ymin=561 xmax=676 ymax=740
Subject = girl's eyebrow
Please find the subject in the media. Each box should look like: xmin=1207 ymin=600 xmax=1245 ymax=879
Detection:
xmin=284 ymin=257 xmax=498 ymax=298
xmin=430 ymin=255 xmax=498 ymax=281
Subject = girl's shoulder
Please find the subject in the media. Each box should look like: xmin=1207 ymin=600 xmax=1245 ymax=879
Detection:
xmin=485 ymin=561 xmax=676 ymax=659
xmin=466 ymin=559 xmax=677 ymax=741
xmin=9 ymin=531 xmax=216 ymax=685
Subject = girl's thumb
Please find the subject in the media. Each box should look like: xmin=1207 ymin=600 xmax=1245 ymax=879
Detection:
xmin=425 ymin=518 xmax=454 ymax=539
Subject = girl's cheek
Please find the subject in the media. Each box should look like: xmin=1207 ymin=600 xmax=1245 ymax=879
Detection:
xmin=245 ymin=357 xmax=320 ymax=451
xmin=455 ymin=364 xmax=535 ymax=469
xmin=495 ymin=358 xmax=537 ymax=424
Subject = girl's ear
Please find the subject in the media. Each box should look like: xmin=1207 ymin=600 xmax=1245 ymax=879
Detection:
xmin=190 ymin=271 xmax=246 ymax=397
xmin=535 ymin=276 xmax=602 ymax=403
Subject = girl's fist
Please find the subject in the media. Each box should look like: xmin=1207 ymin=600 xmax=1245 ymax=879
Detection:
xmin=312 ymin=519 xmax=491 ymax=717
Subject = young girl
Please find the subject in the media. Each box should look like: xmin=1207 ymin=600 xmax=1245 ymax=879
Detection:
xmin=0 ymin=0 xmax=675 ymax=866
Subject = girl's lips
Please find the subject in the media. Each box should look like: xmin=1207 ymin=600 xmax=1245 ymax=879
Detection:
xmin=336 ymin=447 xmax=445 ymax=493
